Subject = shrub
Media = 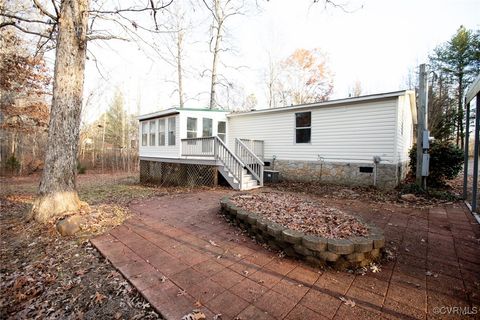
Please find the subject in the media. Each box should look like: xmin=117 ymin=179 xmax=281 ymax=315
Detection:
xmin=409 ymin=141 xmax=463 ymax=186
xmin=5 ymin=155 xmax=21 ymax=172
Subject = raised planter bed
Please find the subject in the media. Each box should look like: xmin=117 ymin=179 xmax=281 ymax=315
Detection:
xmin=220 ymin=193 xmax=385 ymax=270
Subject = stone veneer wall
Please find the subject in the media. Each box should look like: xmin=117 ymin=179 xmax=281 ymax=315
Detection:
xmin=220 ymin=196 xmax=385 ymax=270
xmin=269 ymin=160 xmax=404 ymax=189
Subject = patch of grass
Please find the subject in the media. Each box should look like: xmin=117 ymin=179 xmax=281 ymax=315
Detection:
xmin=78 ymin=182 xmax=159 ymax=205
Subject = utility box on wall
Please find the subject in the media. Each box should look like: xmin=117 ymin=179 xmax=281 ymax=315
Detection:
xmin=422 ymin=154 xmax=430 ymax=176
xmin=264 ymin=170 xmax=279 ymax=183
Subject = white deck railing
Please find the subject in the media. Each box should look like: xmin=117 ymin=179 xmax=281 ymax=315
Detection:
xmin=181 ymin=136 xmax=264 ymax=188
xmin=235 ymin=138 xmax=264 ymax=186
xmin=239 ymin=139 xmax=264 ymax=160
xmin=214 ymin=137 xmax=245 ymax=185
xmin=181 ymin=137 xmax=216 ymax=157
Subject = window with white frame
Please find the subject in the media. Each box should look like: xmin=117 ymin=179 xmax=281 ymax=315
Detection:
xmin=187 ymin=117 xmax=197 ymax=138
xmin=202 ymin=118 xmax=213 ymax=137
xmin=158 ymin=118 xmax=166 ymax=146
xmin=217 ymin=121 xmax=226 ymax=142
xmin=295 ymin=112 xmax=311 ymax=143
xmin=149 ymin=120 xmax=156 ymax=146
xmin=141 ymin=122 xmax=148 ymax=146
xmin=168 ymin=117 xmax=176 ymax=146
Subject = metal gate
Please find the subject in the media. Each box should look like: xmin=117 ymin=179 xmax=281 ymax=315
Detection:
xmin=463 ymin=74 xmax=480 ymax=216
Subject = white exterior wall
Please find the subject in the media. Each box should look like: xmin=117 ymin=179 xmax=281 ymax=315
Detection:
xmin=139 ymin=114 xmax=181 ymax=158
xmin=228 ymin=98 xmax=400 ymax=164
xmin=395 ymin=95 xmax=414 ymax=163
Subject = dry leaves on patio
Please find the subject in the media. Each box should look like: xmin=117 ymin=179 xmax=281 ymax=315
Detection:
xmin=231 ymin=192 xmax=369 ymax=238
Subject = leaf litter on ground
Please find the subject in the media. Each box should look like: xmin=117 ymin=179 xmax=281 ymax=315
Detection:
xmin=231 ymin=192 xmax=369 ymax=238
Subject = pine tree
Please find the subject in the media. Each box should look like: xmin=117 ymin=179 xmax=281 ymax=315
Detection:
xmin=430 ymin=26 xmax=480 ymax=148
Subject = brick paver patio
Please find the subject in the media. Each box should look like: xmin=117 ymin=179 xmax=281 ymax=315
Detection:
xmin=91 ymin=191 xmax=480 ymax=319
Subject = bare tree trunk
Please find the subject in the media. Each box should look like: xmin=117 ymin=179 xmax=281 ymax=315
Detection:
xmin=101 ymin=113 xmax=106 ymax=172
xmin=209 ymin=0 xmax=222 ymax=110
xmin=458 ymin=74 xmax=464 ymax=149
xmin=31 ymin=0 xmax=89 ymax=223
xmin=177 ymin=28 xmax=185 ymax=108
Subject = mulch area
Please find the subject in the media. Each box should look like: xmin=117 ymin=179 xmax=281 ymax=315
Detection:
xmin=230 ymin=192 xmax=369 ymax=238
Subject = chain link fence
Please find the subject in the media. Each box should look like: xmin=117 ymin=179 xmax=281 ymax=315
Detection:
xmin=139 ymin=160 xmax=218 ymax=187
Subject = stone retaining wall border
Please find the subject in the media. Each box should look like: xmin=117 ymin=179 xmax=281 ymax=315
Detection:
xmin=220 ymin=196 xmax=385 ymax=270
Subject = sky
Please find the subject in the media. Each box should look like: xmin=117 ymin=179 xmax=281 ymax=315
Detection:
xmin=81 ymin=0 xmax=480 ymax=122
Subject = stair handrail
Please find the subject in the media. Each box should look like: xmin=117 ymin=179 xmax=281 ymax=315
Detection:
xmin=214 ymin=136 xmax=245 ymax=186
xmin=235 ymin=138 xmax=264 ymax=186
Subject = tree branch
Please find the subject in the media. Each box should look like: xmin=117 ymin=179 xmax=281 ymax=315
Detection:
xmin=1 ymin=21 xmax=51 ymax=38
xmin=0 ymin=13 xmax=54 ymax=25
xmin=86 ymin=34 xmax=129 ymax=41
xmin=33 ymin=0 xmax=57 ymax=20
xmin=89 ymin=0 xmax=173 ymax=15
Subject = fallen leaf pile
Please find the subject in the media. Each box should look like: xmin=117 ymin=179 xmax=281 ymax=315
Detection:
xmin=0 ymin=173 xmax=165 ymax=319
xmin=231 ymin=192 xmax=369 ymax=238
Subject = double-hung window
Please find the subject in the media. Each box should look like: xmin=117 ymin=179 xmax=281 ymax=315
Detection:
xmin=149 ymin=120 xmax=156 ymax=146
xmin=168 ymin=117 xmax=176 ymax=146
xmin=141 ymin=122 xmax=148 ymax=146
xmin=295 ymin=112 xmax=311 ymax=144
xmin=217 ymin=121 xmax=226 ymax=142
xmin=187 ymin=117 xmax=197 ymax=139
xmin=158 ymin=119 xmax=165 ymax=146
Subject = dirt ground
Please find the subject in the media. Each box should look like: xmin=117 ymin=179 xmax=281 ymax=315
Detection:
xmin=0 ymin=172 xmax=218 ymax=320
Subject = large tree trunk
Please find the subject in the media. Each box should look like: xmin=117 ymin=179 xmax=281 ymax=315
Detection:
xmin=458 ymin=74 xmax=464 ymax=149
xmin=209 ymin=30 xmax=221 ymax=109
xmin=31 ymin=0 xmax=89 ymax=223
xmin=209 ymin=0 xmax=222 ymax=110
xmin=177 ymin=28 xmax=184 ymax=108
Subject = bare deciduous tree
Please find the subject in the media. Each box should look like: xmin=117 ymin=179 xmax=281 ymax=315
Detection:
xmin=1 ymin=0 xmax=172 ymax=222
xmin=279 ymin=48 xmax=334 ymax=105
xmin=202 ymin=0 xmax=245 ymax=109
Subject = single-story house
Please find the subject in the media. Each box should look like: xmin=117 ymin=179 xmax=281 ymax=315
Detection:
xmin=138 ymin=90 xmax=416 ymax=190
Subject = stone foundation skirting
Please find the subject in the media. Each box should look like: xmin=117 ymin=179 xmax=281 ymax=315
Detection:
xmin=220 ymin=196 xmax=385 ymax=270
xmin=270 ymin=159 xmax=404 ymax=189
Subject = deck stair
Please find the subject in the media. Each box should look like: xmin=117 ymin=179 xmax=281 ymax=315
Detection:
xmin=215 ymin=137 xmax=263 ymax=190
xmin=181 ymin=136 xmax=264 ymax=190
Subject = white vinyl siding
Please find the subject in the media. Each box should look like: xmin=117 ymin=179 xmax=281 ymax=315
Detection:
xmin=228 ymin=99 xmax=399 ymax=163
xmin=395 ymin=95 xmax=414 ymax=163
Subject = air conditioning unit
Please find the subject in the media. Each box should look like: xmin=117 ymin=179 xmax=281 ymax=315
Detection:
xmin=264 ymin=170 xmax=279 ymax=183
